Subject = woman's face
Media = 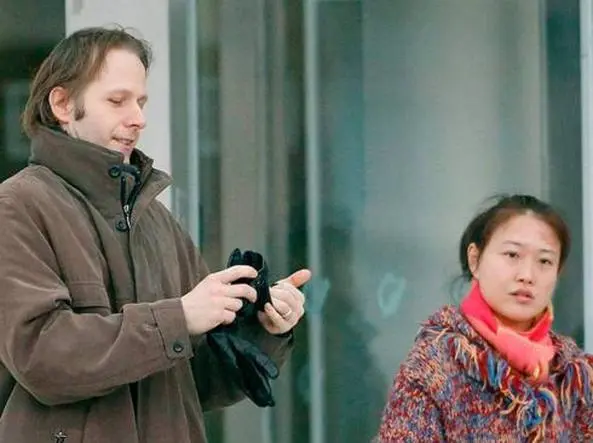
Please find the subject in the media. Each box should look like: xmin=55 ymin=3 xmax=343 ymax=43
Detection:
xmin=467 ymin=213 xmax=561 ymax=331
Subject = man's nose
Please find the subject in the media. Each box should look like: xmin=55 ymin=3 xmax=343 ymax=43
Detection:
xmin=127 ymin=103 xmax=146 ymax=129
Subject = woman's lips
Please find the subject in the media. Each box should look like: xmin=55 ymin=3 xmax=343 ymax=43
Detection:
xmin=510 ymin=289 xmax=534 ymax=303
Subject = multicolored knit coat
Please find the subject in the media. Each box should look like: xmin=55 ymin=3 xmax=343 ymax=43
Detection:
xmin=377 ymin=306 xmax=593 ymax=442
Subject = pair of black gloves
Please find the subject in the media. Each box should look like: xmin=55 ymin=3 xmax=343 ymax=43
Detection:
xmin=206 ymin=249 xmax=281 ymax=407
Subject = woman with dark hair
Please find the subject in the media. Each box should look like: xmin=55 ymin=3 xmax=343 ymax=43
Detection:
xmin=377 ymin=194 xmax=592 ymax=442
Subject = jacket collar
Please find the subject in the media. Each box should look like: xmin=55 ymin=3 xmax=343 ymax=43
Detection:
xmin=421 ymin=305 xmax=580 ymax=369
xmin=28 ymin=126 xmax=172 ymax=220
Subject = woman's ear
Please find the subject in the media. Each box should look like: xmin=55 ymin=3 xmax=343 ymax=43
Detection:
xmin=48 ymin=86 xmax=74 ymax=125
xmin=467 ymin=243 xmax=480 ymax=278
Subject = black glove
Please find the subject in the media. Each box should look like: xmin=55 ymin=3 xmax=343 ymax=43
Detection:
xmin=207 ymin=329 xmax=279 ymax=407
xmin=226 ymin=248 xmax=271 ymax=318
xmin=206 ymin=248 xmax=279 ymax=407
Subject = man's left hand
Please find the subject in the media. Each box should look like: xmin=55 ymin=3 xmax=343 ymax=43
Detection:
xmin=258 ymin=269 xmax=311 ymax=335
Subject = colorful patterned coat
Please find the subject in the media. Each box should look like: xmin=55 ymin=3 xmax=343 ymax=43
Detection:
xmin=377 ymin=306 xmax=593 ymax=442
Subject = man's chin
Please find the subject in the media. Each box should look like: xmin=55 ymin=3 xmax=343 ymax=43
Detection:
xmin=107 ymin=144 xmax=134 ymax=163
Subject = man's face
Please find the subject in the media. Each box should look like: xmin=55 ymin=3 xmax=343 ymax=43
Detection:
xmin=61 ymin=48 xmax=148 ymax=163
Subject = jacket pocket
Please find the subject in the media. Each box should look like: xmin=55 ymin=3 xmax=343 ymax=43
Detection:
xmin=46 ymin=399 xmax=90 ymax=443
xmin=0 ymin=384 xmax=88 ymax=443
xmin=68 ymin=282 xmax=113 ymax=315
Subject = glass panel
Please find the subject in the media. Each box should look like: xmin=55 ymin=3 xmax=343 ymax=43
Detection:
xmin=170 ymin=0 xmax=225 ymax=439
xmin=311 ymin=0 xmax=582 ymax=442
xmin=170 ymin=0 xmax=583 ymax=442
xmin=171 ymin=1 xmax=307 ymax=441
xmin=0 ymin=1 xmax=65 ymax=181
xmin=545 ymin=0 xmax=583 ymax=346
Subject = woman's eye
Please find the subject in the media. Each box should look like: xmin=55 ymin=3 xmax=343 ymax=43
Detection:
xmin=108 ymin=98 xmax=123 ymax=105
xmin=540 ymin=258 xmax=554 ymax=266
xmin=504 ymin=251 xmax=519 ymax=259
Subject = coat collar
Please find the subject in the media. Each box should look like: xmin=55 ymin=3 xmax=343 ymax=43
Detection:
xmin=28 ymin=126 xmax=172 ymax=221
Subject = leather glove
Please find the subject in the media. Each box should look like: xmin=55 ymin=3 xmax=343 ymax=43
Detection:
xmin=207 ymin=328 xmax=279 ymax=407
xmin=206 ymin=248 xmax=279 ymax=407
xmin=226 ymin=248 xmax=271 ymax=318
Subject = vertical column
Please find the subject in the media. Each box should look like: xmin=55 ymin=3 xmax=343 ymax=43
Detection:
xmin=581 ymin=0 xmax=593 ymax=352
xmin=219 ymin=0 xmax=269 ymax=442
xmin=185 ymin=0 xmax=200 ymax=244
xmin=265 ymin=1 xmax=296 ymax=442
xmin=303 ymin=1 xmax=325 ymax=443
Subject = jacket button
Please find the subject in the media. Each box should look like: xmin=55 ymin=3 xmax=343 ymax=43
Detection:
xmin=108 ymin=165 xmax=121 ymax=178
xmin=172 ymin=341 xmax=184 ymax=353
xmin=115 ymin=219 xmax=128 ymax=232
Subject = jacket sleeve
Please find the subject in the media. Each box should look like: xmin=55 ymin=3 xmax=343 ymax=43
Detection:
xmin=376 ymin=372 xmax=446 ymax=442
xmin=0 ymin=194 xmax=194 ymax=406
xmin=180 ymin=233 xmax=294 ymax=410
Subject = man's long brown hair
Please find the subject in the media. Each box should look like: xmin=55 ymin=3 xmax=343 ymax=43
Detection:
xmin=21 ymin=26 xmax=152 ymax=138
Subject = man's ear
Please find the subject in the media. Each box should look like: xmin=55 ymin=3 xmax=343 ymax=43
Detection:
xmin=48 ymin=86 xmax=73 ymax=124
xmin=467 ymin=243 xmax=480 ymax=278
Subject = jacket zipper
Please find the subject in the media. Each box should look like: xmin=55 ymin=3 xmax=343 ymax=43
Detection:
xmin=119 ymin=172 xmax=142 ymax=301
xmin=123 ymin=203 xmax=132 ymax=231
xmin=120 ymin=171 xmax=141 ymax=231
xmin=121 ymin=176 xmax=142 ymax=412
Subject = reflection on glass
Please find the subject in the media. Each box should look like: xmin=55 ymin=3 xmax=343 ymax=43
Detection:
xmin=172 ymin=0 xmax=582 ymax=442
xmin=0 ymin=1 xmax=64 ymax=181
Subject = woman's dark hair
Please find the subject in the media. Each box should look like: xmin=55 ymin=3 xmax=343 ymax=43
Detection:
xmin=458 ymin=194 xmax=571 ymax=281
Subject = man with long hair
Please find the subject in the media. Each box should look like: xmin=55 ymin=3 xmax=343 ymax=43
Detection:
xmin=0 ymin=26 xmax=309 ymax=443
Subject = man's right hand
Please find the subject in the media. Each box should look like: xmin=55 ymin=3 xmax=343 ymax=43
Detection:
xmin=180 ymin=265 xmax=258 ymax=335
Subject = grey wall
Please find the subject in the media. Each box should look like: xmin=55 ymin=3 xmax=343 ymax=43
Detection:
xmin=359 ymin=0 xmax=546 ymax=389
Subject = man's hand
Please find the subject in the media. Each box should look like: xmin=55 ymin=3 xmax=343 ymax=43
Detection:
xmin=181 ymin=265 xmax=258 ymax=335
xmin=258 ymin=269 xmax=311 ymax=335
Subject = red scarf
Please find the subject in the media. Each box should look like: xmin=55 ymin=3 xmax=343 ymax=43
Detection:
xmin=460 ymin=281 xmax=556 ymax=381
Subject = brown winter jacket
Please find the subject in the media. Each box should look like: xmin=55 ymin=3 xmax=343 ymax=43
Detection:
xmin=0 ymin=127 xmax=292 ymax=443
